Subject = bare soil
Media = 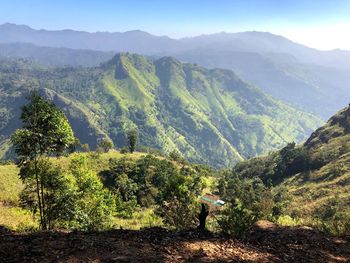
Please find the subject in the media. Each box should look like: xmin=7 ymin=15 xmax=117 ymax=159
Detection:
xmin=0 ymin=221 xmax=349 ymax=263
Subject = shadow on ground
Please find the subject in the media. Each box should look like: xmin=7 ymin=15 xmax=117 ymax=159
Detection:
xmin=0 ymin=221 xmax=349 ymax=262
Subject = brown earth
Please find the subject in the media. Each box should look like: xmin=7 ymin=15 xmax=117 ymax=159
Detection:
xmin=0 ymin=221 xmax=349 ymax=263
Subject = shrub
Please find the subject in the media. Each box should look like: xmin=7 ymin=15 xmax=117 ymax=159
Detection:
xmin=120 ymin=146 xmax=129 ymax=154
xmin=68 ymin=155 xmax=116 ymax=231
xmin=217 ymin=199 xmax=256 ymax=237
xmin=156 ymin=196 xmax=199 ymax=230
xmin=98 ymin=138 xmax=114 ymax=153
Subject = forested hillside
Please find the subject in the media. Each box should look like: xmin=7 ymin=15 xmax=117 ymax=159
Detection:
xmin=0 ymin=54 xmax=321 ymax=167
xmin=221 ymin=104 xmax=350 ymax=234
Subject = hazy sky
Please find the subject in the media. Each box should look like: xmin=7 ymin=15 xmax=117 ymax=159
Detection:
xmin=1 ymin=0 xmax=350 ymax=50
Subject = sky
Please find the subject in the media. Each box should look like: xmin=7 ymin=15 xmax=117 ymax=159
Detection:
xmin=0 ymin=0 xmax=350 ymax=50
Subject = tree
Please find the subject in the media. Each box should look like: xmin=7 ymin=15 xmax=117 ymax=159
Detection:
xmin=127 ymin=129 xmax=138 ymax=153
xmin=98 ymin=138 xmax=114 ymax=153
xmin=68 ymin=137 xmax=81 ymax=153
xmin=168 ymin=150 xmax=186 ymax=164
xmin=11 ymin=91 xmax=75 ymax=229
xmin=68 ymin=155 xmax=116 ymax=230
xmin=81 ymin=143 xmax=90 ymax=152
xmin=19 ymin=158 xmax=77 ymax=229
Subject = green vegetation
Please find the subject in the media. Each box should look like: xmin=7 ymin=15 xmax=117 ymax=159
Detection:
xmin=0 ymin=54 xmax=322 ymax=167
xmin=98 ymin=138 xmax=114 ymax=153
xmin=126 ymin=129 xmax=138 ymax=153
xmin=0 ymin=151 xmax=211 ymax=231
xmin=0 ymin=165 xmax=20 ymax=205
xmin=1 ymin=91 xmax=212 ymax=233
xmin=219 ymin=105 xmax=350 ymax=236
xmin=11 ymin=92 xmax=75 ymax=230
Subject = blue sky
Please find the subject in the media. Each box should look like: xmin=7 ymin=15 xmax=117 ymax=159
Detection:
xmin=1 ymin=0 xmax=350 ymax=50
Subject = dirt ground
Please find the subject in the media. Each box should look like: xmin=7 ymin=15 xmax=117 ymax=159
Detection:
xmin=0 ymin=221 xmax=349 ymax=263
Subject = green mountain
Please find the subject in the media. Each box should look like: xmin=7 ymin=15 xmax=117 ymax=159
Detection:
xmin=228 ymin=104 xmax=350 ymax=219
xmin=171 ymin=49 xmax=350 ymax=119
xmin=0 ymin=54 xmax=321 ymax=167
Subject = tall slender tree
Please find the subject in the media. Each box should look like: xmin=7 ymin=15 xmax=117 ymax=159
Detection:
xmin=11 ymin=91 xmax=74 ymax=229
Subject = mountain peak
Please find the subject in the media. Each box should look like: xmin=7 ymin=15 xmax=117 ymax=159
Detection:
xmin=0 ymin=23 xmax=32 ymax=31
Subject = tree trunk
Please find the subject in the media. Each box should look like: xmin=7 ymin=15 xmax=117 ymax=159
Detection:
xmin=34 ymin=157 xmax=44 ymax=230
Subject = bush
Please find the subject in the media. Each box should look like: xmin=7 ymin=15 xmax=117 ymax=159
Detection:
xmin=120 ymin=146 xmax=129 ymax=154
xmin=314 ymin=197 xmax=350 ymax=235
xmin=217 ymin=199 xmax=256 ymax=237
xmin=68 ymin=155 xmax=116 ymax=231
xmin=98 ymin=138 xmax=114 ymax=153
xmin=156 ymin=196 xmax=199 ymax=230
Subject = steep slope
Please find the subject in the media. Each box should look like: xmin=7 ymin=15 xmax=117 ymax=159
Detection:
xmin=171 ymin=49 xmax=350 ymax=119
xmin=0 ymin=59 xmax=107 ymax=159
xmin=0 ymin=54 xmax=321 ymax=167
xmin=228 ymin=104 xmax=350 ymax=220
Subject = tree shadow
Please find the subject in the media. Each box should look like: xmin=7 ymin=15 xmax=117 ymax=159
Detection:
xmin=0 ymin=225 xmax=349 ymax=263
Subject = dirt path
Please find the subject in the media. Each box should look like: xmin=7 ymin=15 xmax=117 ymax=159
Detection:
xmin=0 ymin=222 xmax=349 ymax=262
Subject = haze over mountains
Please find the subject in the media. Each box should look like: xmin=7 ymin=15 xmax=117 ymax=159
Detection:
xmin=1 ymin=23 xmax=350 ymax=119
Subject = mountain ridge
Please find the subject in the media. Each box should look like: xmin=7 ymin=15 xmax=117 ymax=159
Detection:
xmin=0 ymin=53 xmax=322 ymax=166
xmin=1 ymin=23 xmax=350 ymax=120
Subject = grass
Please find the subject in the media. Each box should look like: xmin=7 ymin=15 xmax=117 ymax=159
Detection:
xmin=55 ymin=150 xmax=148 ymax=173
xmin=113 ymin=208 xmax=163 ymax=230
xmin=0 ymin=204 xmax=37 ymax=231
xmin=0 ymin=163 xmax=37 ymax=231
xmin=0 ymin=164 xmax=21 ymax=205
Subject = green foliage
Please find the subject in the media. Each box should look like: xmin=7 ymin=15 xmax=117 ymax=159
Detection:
xmin=168 ymin=150 xmax=187 ymax=164
xmin=11 ymin=91 xmax=75 ymax=163
xmin=19 ymin=159 xmax=77 ymax=229
xmin=68 ymin=137 xmax=81 ymax=153
xmin=156 ymin=196 xmax=199 ymax=230
xmin=218 ymin=170 xmax=290 ymax=236
xmin=120 ymin=146 xmax=129 ymax=154
xmin=218 ymin=104 xmax=350 ymax=236
xmin=98 ymin=138 xmax=114 ymax=153
xmin=127 ymin=129 xmax=138 ymax=153
xmin=0 ymin=55 xmax=321 ymax=168
xmin=103 ymin=154 xmax=205 ymax=229
xmin=81 ymin=143 xmax=90 ymax=152
xmin=11 ymin=92 xmax=75 ymax=230
xmin=313 ymin=197 xmax=350 ymax=236
xmin=68 ymin=155 xmax=116 ymax=231
xmin=0 ymin=165 xmax=21 ymax=205
xmin=218 ymin=199 xmax=256 ymax=237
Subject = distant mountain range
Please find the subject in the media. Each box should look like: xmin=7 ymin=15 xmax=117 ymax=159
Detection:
xmin=1 ymin=23 xmax=349 ymax=69
xmin=0 ymin=54 xmax=321 ymax=167
xmin=1 ymin=23 xmax=350 ymax=119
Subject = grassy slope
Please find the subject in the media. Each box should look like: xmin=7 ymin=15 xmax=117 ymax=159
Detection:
xmin=282 ymin=106 xmax=350 ymax=217
xmin=0 ymin=164 xmax=37 ymax=230
xmin=0 ymin=151 xmax=151 ymax=231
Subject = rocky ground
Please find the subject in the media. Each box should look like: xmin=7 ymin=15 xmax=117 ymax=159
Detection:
xmin=0 ymin=221 xmax=349 ymax=263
